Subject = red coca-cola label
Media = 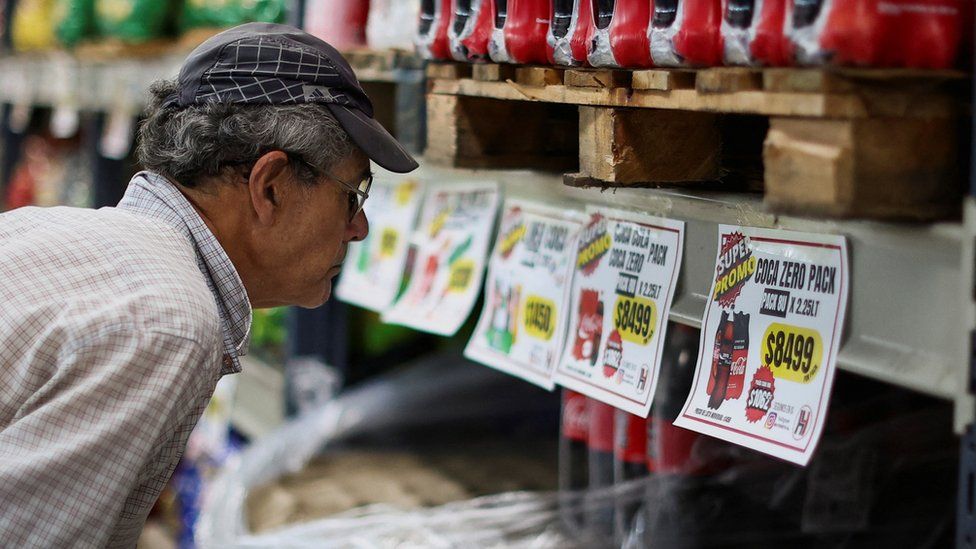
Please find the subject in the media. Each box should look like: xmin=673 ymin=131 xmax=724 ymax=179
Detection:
xmin=647 ymin=418 xmax=701 ymax=474
xmin=614 ymin=410 xmax=648 ymax=464
xmin=572 ymin=289 xmax=603 ymax=363
xmin=588 ymin=399 xmax=616 ymax=453
xmin=562 ymin=390 xmax=589 ymax=442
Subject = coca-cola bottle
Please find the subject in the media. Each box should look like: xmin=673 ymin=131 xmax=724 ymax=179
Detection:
xmin=449 ymin=0 xmax=494 ymax=61
xmin=548 ymin=0 xmax=586 ymax=65
xmin=588 ymin=0 xmax=653 ymax=68
xmin=504 ymin=0 xmax=552 ymax=64
xmin=417 ymin=0 xmax=454 ymax=60
xmin=586 ymin=397 xmax=616 ymax=541
xmin=650 ymin=0 xmax=723 ymax=67
xmin=613 ymin=409 xmax=647 ymax=545
xmin=645 ymin=322 xmax=705 ymax=548
xmin=559 ymin=389 xmax=589 ymax=535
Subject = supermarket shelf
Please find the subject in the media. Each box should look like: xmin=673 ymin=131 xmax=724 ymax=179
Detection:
xmin=230 ymin=355 xmax=286 ymax=440
xmin=0 ymin=47 xmax=423 ymax=111
xmin=418 ymin=164 xmax=971 ymax=428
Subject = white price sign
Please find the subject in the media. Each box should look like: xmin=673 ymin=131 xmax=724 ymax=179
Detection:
xmin=554 ymin=208 xmax=684 ymax=417
xmin=674 ymin=226 xmax=849 ymax=466
xmin=464 ymin=200 xmax=585 ymax=389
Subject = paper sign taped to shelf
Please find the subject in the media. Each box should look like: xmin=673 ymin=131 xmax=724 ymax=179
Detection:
xmin=383 ymin=181 xmax=500 ymax=336
xmin=674 ymin=226 xmax=849 ymax=466
xmin=336 ymin=174 xmax=424 ymax=312
xmin=553 ymin=208 xmax=684 ymax=417
xmin=464 ymin=200 xmax=586 ymax=390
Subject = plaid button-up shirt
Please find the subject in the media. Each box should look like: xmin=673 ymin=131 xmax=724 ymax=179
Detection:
xmin=0 ymin=171 xmax=251 ymax=547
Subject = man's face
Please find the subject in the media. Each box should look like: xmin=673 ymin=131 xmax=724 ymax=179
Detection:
xmin=256 ymin=151 xmax=370 ymax=308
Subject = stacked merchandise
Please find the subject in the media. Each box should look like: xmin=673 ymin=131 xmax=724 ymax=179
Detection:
xmin=304 ymin=0 xmax=369 ymax=50
xmin=556 ymin=323 xmax=958 ymax=548
xmin=4 ymin=117 xmax=92 ymax=209
xmin=418 ymin=0 xmax=972 ymax=69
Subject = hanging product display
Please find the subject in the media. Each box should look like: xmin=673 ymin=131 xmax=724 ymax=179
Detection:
xmin=674 ymin=226 xmax=849 ymax=466
xmin=722 ymin=0 xmax=790 ymax=66
xmin=383 ymin=181 xmax=500 ymax=336
xmin=465 ymin=200 xmax=585 ymax=389
xmin=588 ymin=0 xmax=653 ymax=68
xmin=54 ymin=0 xmax=95 ymax=48
xmin=649 ymin=0 xmax=723 ymax=67
xmin=787 ymin=0 xmax=968 ymax=68
xmin=181 ymin=0 xmax=286 ymax=31
xmin=554 ymin=208 xmax=684 ymax=417
xmin=449 ymin=0 xmax=493 ymax=62
xmin=367 ymin=0 xmax=420 ymax=49
xmin=94 ymin=0 xmax=171 ymax=42
xmin=336 ymin=174 xmax=424 ymax=313
xmin=489 ymin=0 xmax=550 ymax=64
xmin=417 ymin=0 xmax=453 ymax=60
xmin=304 ymin=0 xmax=368 ymax=50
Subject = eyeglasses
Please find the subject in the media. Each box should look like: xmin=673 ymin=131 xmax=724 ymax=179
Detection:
xmin=325 ymin=169 xmax=372 ymax=222
xmin=286 ymin=153 xmax=372 ymax=222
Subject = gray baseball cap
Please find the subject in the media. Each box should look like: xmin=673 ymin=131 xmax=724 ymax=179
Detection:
xmin=164 ymin=22 xmax=419 ymax=173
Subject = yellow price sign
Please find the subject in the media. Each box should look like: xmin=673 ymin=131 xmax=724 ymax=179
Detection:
xmin=612 ymin=295 xmax=657 ymax=345
xmin=522 ymin=296 xmax=556 ymax=341
xmin=379 ymin=228 xmax=398 ymax=258
xmin=762 ymin=323 xmax=824 ymax=384
xmin=448 ymin=259 xmax=475 ymax=293
xmin=395 ymin=180 xmax=418 ymax=206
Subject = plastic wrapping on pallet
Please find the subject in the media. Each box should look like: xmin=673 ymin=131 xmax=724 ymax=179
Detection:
xmin=304 ymin=0 xmax=369 ymax=50
xmin=589 ymin=0 xmax=653 ymax=68
xmin=367 ymin=0 xmax=420 ymax=50
xmin=489 ymin=0 xmax=551 ymax=64
xmin=722 ymin=0 xmax=791 ymax=66
xmin=649 ymin=0 xmax=724 ymax=67
xmin=196 ymin=352 xmax=566 ymax=547
xmin=417 ymin=0 xmax=454 ymax=60
xmin=787 ymin=0 xmax=969 ymax=68
xmin=449 ymin=0 xmax=493 ymax=61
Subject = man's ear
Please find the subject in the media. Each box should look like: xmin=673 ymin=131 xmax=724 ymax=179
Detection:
xmin=248 ymin=151 xmax=291 ymax=226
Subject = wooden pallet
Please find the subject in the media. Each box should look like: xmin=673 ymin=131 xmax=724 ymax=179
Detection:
xmin=425 ymin=62 xmax=970 ymax=220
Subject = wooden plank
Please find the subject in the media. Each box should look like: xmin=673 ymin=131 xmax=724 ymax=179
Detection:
xmin=426 ymin=62 xmax=473 ymax=80
xmin=473 ymin=63 xmax=517 ymax=82
xmin=515 ymin=66 xmax=564 ymax=87
xmin=565 ymin=69 xmax=632 ymax=89
xmin=578 ymin=107 xmax=721 ymax=184
xmin=632 ymin=69 xmax=696 ymax=91
xmin=697 ymin=68 xmax=763 ymax=94
xmin=763 ymin=117 xmax=963 ymax=220
xmin=425 ymin=93 xmax=578 ymax=171
xmin=763 ymin=69 xmax=856 ymax=93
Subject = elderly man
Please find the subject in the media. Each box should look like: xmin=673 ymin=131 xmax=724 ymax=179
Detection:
xmin=0 ymin=23 xmax=417 ymax=547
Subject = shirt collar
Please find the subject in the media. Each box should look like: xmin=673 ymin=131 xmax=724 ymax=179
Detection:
xmin=117 ymin=171 xmax=251 ymax=375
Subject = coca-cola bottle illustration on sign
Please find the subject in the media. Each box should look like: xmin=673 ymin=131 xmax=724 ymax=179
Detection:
xmin=707 ymin=312 xmax=734 ymax=409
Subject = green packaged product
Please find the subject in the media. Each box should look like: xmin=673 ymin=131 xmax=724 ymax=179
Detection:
xmin=54 ymin=0 xmax=96 ymax=47
xmin=94 ymin=0 xmax=170 ymax=42
xmin=180 ymin=0 xmax=286 ymax=31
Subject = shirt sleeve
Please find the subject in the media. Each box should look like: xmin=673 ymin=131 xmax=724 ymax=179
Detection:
xmin=0 ymin=324 xmax=220 ymax=548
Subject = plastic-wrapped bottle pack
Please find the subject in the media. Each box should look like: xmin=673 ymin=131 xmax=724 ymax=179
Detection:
xmin=367 ymin=0 xmax=420 ymax=50
xmin=722 ymin=0 xmax=791 ymax=66
xmin=449 ymin=0 xmax=494 ymax=61
xmin=588 ymin=0 xmax=653 ymax=68
xmin=787 ymin=0 xmax=969 ymax=68
xmin=489 ymin=0 xmax=551 ymax=64
xmin=548 ymin=0 xmax=596 ymax=66
xmin=417 ymin=0 xmax=454 ymax=60
xmin=649 ymin=0 xmax=724 ymax=67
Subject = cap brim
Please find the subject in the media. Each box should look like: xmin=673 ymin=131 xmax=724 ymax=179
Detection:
xmin=326 ymin=104 xmax=419 ymax=173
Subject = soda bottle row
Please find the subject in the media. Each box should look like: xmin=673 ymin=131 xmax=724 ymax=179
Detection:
xmin=557 ymin=321 xmax=959 ymax=547
xmin=417 ymin=0 xmax=972 ymax=70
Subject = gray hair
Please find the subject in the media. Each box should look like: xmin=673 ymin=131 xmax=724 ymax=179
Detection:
xmin=136 ymin=79 xmax=357 ymax=188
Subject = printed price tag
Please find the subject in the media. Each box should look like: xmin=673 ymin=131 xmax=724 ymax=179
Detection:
xmin=464 ymin=200 xmax=585 ymax=389
xmin=383 ymin=181 xmax=500 ymax=335
xmin=336 ymin=174 xmax=424 ymax=312
xmin=674 ymin=225 xmax=849 ymax=466
xmin=553 ymin=207 xmax=684 ymax=417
